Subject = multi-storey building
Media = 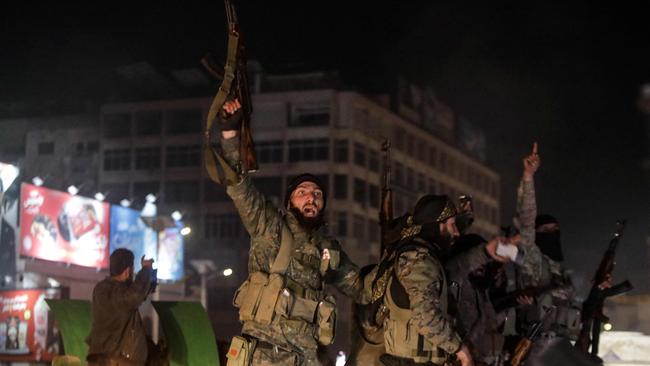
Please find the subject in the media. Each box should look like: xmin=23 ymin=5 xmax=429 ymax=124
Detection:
xmin=97 ymin=73 xmax=501 ymax=352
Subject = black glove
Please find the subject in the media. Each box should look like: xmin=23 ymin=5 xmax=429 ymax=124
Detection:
xmin=218 ymin=108 xmax=243 ymax=131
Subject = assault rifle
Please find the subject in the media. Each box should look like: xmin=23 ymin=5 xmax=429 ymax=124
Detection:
xmin=575 ymin=220 xmax=633 ymax=356
xmin=203 ymin=0 xmax=257 ymax=184
xmin=347 ymin=139 xmax=394 ymax=357
xmin=510 ymin=306 xmax=554 ymax=366
xmin=492 ymin=284 xmax=561 ymax=313
xmin=380 ymin=139 xmax=393 ymax=253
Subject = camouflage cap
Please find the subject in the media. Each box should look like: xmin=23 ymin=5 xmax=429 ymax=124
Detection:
xmin=412 ymin=194 xmax=457 ymax=225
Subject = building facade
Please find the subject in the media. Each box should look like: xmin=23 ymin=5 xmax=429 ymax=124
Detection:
xmin=97 ymin=78 xmax=501 ymax=351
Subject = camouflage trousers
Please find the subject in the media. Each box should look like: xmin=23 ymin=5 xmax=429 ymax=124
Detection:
xmin=251 ymin=343 xmax=320 ymax=366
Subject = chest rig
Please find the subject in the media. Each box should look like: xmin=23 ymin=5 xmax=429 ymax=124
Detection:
xmin=370 ymin=237 xmax=449 ymax=364
xmin=232 ymin=218 xmax=338 ymax=349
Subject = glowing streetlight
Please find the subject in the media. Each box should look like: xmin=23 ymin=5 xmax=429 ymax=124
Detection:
xmin=120 ymin=199 xmax=132 ymax=207
xmin=222 ymin=268 xmax=233 ymax=277
xmin=603 ymin=323 xmax=613 ymax=331
xmin=180 ymin=226 xmax=191 ymax=236
xmin=67 ymin=185 xmax=79 ymax=196
xmin=32 ymin=176 xmax=44 ymax=186
xmin=94 ymin=192 xmax=106 ymax=201
xmin=171 ymin=210 xmax=183 ymax=221
xmin=145 ymin=193 xmax=157 ymax=203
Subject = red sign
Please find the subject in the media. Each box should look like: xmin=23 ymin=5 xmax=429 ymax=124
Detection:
xmin=0 ymin=289 xmax=62 ymax=362
xmin=19 ymin=183 xmax=110 ymax=268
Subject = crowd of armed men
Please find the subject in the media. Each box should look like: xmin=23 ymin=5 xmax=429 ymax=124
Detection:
xmin=85 ymin=96 xmax=616 ymax=366
xmin=208 ymin=99 xmax=616 ymax=366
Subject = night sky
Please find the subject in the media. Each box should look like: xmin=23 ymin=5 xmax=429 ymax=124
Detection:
xmin=2 ymin=2 xmax=649 ymax=294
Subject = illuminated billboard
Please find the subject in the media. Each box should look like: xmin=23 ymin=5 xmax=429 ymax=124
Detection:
xmin=0 ymin=162 xmax=20 ymax=281
xmin=0 ymin=162 xmax=19 ymax=195
xmin=157 ymin=227 xmax=184 ymax=281
xmin=19 ymin=183 xmax=110 ymax=268
xmin=0 ymin=288 xmax=62 ymax=363
xmin=109 ymin=205 xmax=158 ymax=272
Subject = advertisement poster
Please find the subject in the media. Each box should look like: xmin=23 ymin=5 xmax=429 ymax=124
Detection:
xmin=0 ymin=162 xmax=20 ymax=282
xmin=0 ymin=288 xmax=62 ymax=363
xmin=157 ymin=227 xmax=183 ymax=281
xmin=109 ymin=205 xmax=158 ymax=272
xmin=19 ymin=183 xmax=110 ymax=268
xmin=0 ymin=162 xmax=19 ymax=197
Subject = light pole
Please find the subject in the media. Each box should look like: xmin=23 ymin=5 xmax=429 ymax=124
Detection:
xmin=190 ymin=260 xmax=217 ymax=309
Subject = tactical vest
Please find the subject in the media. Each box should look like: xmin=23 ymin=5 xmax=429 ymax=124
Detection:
xmin=382 ymin=244 xmax=449 ymax=364
xmin=232 ymin=220 xmax=337 ymax=351
xmin=518 ymin=257 xmax=580 ymax=338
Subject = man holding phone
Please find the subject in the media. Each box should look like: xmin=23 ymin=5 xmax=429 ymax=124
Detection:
xmin=87 ymin=249 xmax=156 ymax=365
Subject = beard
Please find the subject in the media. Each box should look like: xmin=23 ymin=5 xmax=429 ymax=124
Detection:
xmin=289 ymin=205 xmax=325 ymax=231
xmin=419 ymin=222 xmax=457 ymax=254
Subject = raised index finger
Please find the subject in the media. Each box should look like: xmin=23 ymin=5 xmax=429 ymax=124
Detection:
xmin=532 ymin=142 xmax=538 ymax=155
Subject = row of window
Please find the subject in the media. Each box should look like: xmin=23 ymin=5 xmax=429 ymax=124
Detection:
xmin=102 ymin=105 xmax=331 ymax=140
xmin=257 ymin=138 xmax=496 ymax=198
xmin=390 ymin=128 xmax=498 ymax=196
xmin=103 ymin=145 xmax=201 ymax=171
xmin=202 ymin=211 xmax=382 ymax=243
xmin=101 ymin=180 xmax=200 ymax=204
xmin=101 ymin=168 xmax=498 ymax=223
xmin=37 ymin=141 xmax=99 ymax=156
xmin=103 ymin=109 xmax=203 ymax=139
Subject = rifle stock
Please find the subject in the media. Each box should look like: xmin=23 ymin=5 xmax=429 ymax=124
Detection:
xmin=510 ymin=306 xmax=554 ymax=366
xmin=510 ymin=338 xmax=532 ymax=366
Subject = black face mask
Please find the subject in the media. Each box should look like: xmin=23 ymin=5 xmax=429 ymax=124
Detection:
xmin=535 ymin=230 xmax=563 ymax=262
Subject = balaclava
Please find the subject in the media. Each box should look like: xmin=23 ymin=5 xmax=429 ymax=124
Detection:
xmin=535 ymin=214 xmax=563 ymax=262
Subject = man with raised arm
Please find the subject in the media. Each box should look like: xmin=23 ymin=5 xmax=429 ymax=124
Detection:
xmin=218 ymin=99 xmax=365 ymax=366
xmin=511 ymin=143 xmax=591 ymax=364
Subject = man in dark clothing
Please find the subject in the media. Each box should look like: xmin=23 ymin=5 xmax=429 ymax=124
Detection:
xmin=445 ymin=234 xmax=518 ymax=366
xmin=87 ymin=248 xmax=155 ymax=366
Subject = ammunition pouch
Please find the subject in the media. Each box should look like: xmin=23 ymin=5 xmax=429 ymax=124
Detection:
xmin=226 ymin=336 xmax=253 ymax=366
xmin=316 ymin=295 xmax=337 ymax=345
xmin=553 ymin=304 xmax=581 ymax=339
xmin=233 ymin=271 xmax=337 ymax=345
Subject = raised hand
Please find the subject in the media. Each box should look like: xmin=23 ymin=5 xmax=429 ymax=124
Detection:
xmin=220 ymin=98 xmax=242 ymax=139
xmin=141 ymin=255 xmax=154 ymax=269
xmin=222 ymin=98 xmax=241 ymax=116
xmin=523 ymin=142 xmax=540 ymax=181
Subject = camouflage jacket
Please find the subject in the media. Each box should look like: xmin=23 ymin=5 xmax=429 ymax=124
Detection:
xmin=514 ymin=177 xmax=576 ymax=334
xmin=388 ymin=240 xmax=463 ymax=357
xmin=220 ymin=137 xmax=363 ymax=352
xmin=446 ymin=245 xmax=505 ymax=363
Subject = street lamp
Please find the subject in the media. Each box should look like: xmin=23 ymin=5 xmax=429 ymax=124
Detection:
xmin=190 ymin=260 xmax=217 ymax=310
xmin=120 ymin=199 xmax=132 ymax=207
xmin=32 ymin=176 xmax=44 ymax=187
xmin=67 ymin=185 xmax=79 ymax=196
xmin=171 ymin=210 xmax=183 ymax=222
xmin=94 ymin=192 xmax=106 ymax=202
xmin=180 ymin=227 xmax=191 ymax=236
